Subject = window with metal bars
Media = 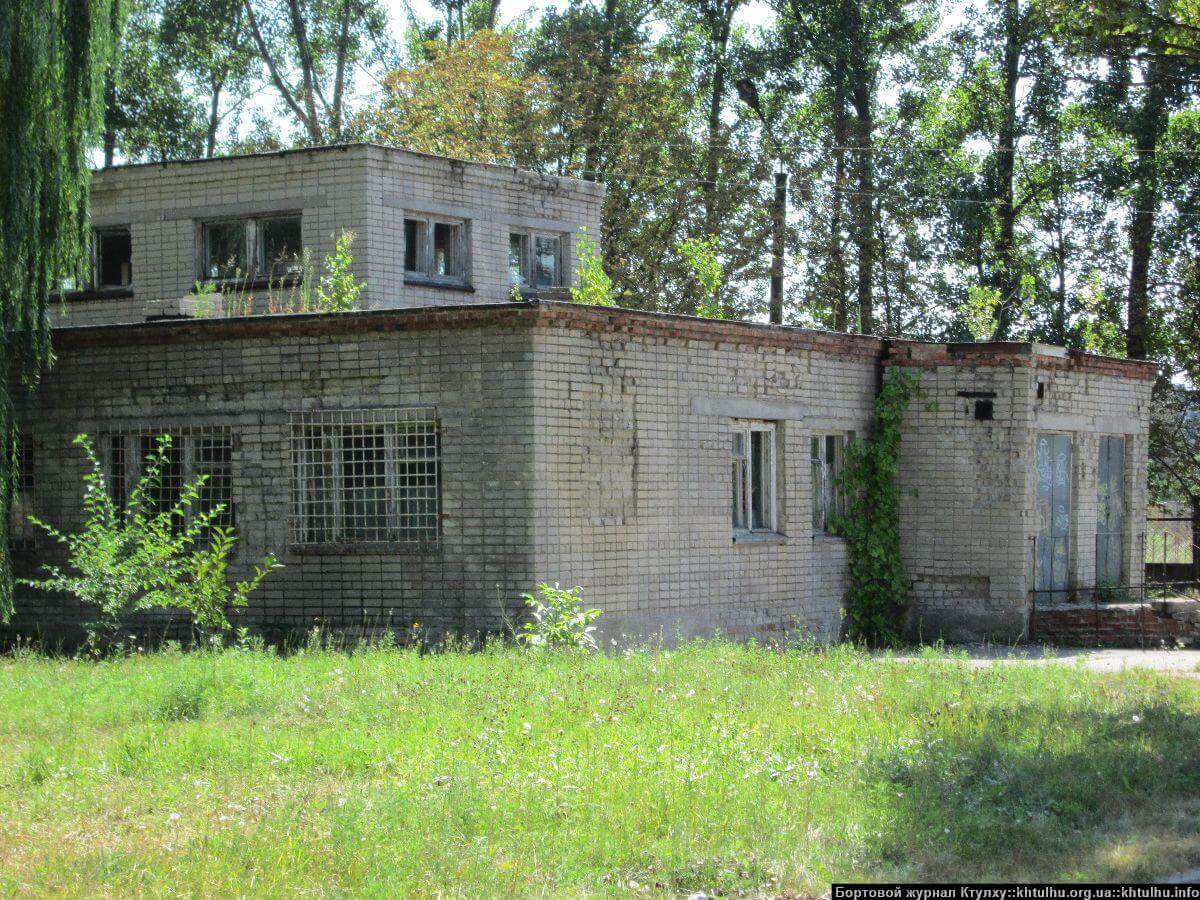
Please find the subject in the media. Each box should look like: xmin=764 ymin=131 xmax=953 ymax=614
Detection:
xmin=810 ymin=432 xmax=854 ymax=536
xmin=291 ymin=408 xmax=440 ymax=546
xmin=100 ymin=429 xmax=235 ymax=529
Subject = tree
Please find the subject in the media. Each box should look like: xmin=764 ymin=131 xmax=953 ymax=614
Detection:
xmin=242 ymin=0 xmax=388 ymax=144
xmin=0 ymin=0 xmax=119 ymax=618
xmin=768 ymin=0 xmax=927 ymax=334
xmin=353 ymin=31 xmax=555 ymax=169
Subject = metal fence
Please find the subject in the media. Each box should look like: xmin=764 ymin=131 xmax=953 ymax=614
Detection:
xmin=1027 ymin=527 xmax=1200 ymax=640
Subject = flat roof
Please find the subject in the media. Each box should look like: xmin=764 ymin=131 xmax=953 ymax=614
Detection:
xmin=92 ymin=143 xmax=607 ymax=195
xmin=47 ymin=299 xmax=1158 ymax=380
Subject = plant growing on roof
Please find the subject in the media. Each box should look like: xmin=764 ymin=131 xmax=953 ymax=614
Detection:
xmin=569 ymin=228 xmax=615 ymax=307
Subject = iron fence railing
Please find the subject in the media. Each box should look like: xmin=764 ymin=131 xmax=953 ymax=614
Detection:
xmin=1026 ymin=529 xmax=1200 ymax=644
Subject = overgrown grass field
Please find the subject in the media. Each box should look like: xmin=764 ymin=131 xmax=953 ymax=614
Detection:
xmin=2 ymin=642 xmax=1200 ymax=895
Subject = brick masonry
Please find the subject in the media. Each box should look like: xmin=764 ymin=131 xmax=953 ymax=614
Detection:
xmin=3 ymin=148 xmax=1156 ymax=645
xmin=5 ymin=302 xmax=1154 ymax=647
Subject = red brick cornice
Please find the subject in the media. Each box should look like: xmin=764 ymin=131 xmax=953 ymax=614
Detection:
xmin=47 ymin=300 xmax=1156 ymax=380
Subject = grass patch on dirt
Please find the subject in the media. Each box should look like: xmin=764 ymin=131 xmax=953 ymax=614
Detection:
xmin=1 ymin=641 xmax=1199 ymax=895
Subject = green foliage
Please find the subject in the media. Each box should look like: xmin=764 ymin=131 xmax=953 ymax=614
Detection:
xmin=836 ymin=369 xmax=920 ymax=646
xmin=0 ymin=0 xmax=119 ymax=621
xmin=190 ymin=232 xmax=365 ymax=317
xmin=960 ymin=285 xmax=1000 ymax=341
xmin=21 ymin=435 xmax=220 ymax=649
xmin=314 ymin=230 xmax=365 ymax=312
xmin=20 ymin=434 xmax=279 ymax=649
xmin=677 ymin=235 xmax=725 ymax=318
xmin=2 ymin=644 xmax=1200 ymax=891
xmin=168 ymin=527 xmax=281 ymax=640
xmin=519 ymin=582 xmax=602 ymax=650
xmin=568 ymin=228 xmax=615 ymax=307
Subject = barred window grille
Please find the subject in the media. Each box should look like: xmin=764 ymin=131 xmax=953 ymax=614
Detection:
xmin=101 ymin=428 xmax=235 ymax=529
xmin=811 ymin=432 xmax=854 ymax=535
xmin=291 ymin=408 xmax=440 ymax=545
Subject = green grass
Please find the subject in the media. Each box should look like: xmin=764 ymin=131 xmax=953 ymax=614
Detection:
xmin=2 ymin=642 xmax=1200 ymax=895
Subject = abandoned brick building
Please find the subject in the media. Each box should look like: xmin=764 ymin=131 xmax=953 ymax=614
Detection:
xmin=3 ymin=144 xmax=1156 ymax=645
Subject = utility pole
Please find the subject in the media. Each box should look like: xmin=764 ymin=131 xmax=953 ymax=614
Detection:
xmin=737 ymin=77 xmax=788 ymax=326
xmin=770 ymin=166 xmax=787 ymax=324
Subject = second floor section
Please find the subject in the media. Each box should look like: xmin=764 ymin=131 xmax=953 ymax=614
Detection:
xmin=55 ymin=144 xmax=606 ymax=327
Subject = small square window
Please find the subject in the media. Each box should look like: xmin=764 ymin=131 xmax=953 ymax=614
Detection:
xmin=405 ymin=216 xmax=467 ymax=283
xmin=203 ymin=220 xmax=248 ymax=280
xmin=96 ymin=228 xmax=132 ymax=287
xmin=510 ymin=230 xmax=565 ymax=289
xmin=259 ymin=216 xmax=303 ymax=278
xmin=732 ymin=421 xmax=777 ymax=535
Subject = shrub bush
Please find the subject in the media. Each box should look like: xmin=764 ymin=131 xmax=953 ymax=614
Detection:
xmin=519 ymin=582 xmax=602 ymax=650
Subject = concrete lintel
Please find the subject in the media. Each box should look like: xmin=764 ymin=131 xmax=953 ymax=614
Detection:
xmin=1035 ymin=412 xmax=1141 ymax=434
xmin=691 ymin=396 xmax=806 ymax=421
xmin=120 ymin=196 xmax=328 ymax=225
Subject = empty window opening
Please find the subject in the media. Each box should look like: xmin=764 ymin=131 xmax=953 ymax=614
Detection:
xmin=1037 ymin=381 xmax=1046 ymax=400
xmin=96 ymin=228 xmax=132 ymax=287
xmin=405 ymin=216 xmax=467 ymax=283
xmin=58 ymin=227 xmax=133 ymax=293
xmin=732 ymin=420 xmax=777 ymax=534
xmin=811 ymin=432 xmax=853 ymax=535
xmin=974 ymin=399 xmax=994 ymax=420
xmin=291 ymin=408 xmax=440 ymax=546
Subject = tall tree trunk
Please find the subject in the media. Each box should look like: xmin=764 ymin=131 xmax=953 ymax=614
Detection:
xmin=830 ymin=67 xmax=849 ymax=331
xmin=1126 ymin=57 xmax=1166 ymax=361
xmin=991 ymin=0 xmax=1021 ymax=340
xmin=770 ymin=169 xmax=786 ymax=324
xmin=851 ymin=78 xmax=874 ymax=334
xmin=206 ymin=79 xmax=223 ymax=158
xmin=101 ymin=0 xmax=121 ymax=166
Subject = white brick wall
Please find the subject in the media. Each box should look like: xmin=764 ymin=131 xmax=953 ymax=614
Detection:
xmin=55 ymin=145 xmax=604 ymax=327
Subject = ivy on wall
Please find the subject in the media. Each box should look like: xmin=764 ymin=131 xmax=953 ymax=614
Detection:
xmin=837 ymin=368 xmax=921 ymax=646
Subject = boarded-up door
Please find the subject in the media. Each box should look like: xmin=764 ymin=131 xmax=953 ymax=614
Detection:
xmin=1097 ymin=435 xmax=1126 ymax=586
xmin=1036 ymin=433 xmax=1073 ymax=596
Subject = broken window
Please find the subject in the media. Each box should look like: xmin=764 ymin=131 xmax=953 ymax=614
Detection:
xmin=58 ymin=227 xmax=133 ymax=293
xmin=404 ymin=216 xmax=468 ymax=283
xmin=202 ymin=214 xmax=302 ymax=282
xmin=100 ymin=429 xmax=235 ymax=531
xmin=811 ymin=432 xmax=853 ymax=535
xmin=732 ymin=421 xmax=777 ymax=534
xmin=509 ymin=230 xmax=564 ymax=289
xmin=95 ymin=228 xmax=133 ymax=287
xmin=291 ymin=408 xmax=440 ymax=545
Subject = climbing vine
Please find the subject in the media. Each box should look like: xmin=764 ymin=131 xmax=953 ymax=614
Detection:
xmin=836 ymin=368 xmax=921 ymax=646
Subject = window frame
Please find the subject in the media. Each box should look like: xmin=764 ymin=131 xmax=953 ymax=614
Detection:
xmin=811 ymin=431 xmax=854 ymax=537
xmin=731 ymin=420 xmax=778 ymax=537
xmin=290 ymin=407 xmax=441 ymax=549
xmin=509 ymin=228 xmax=565 ymax=290
xmin=57 ymin=226 xmax=134 ymax=297
xmin=99 ymin=428 xmax=236 ymax=531
xmin=403 ymin=214 xmax=470 ymax=286
xmin=199 ymin=213 xmax=303 ymax=285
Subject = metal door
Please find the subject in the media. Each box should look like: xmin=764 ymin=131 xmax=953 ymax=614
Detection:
xmin=1036 ymin=433 xmax=1073 ymax=596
